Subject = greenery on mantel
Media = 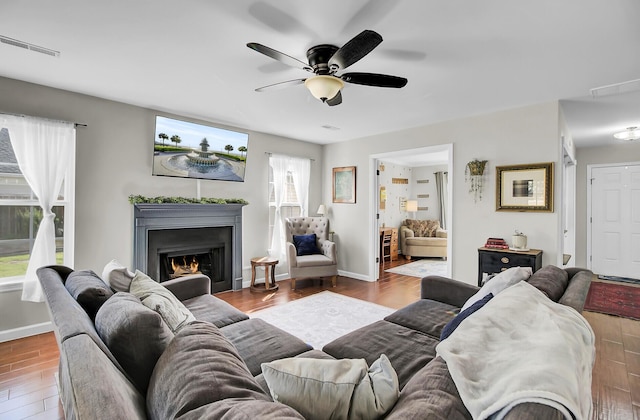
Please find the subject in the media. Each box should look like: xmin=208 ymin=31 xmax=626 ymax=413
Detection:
xmin=128 ymin=195 xmax=248 ymax=205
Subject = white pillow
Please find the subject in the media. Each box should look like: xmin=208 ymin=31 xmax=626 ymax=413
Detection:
xmin=129 ymin=270 xmax=195 ymax=332
xmin=460 ymin=266 xmax=532 ymax=312
xmin=101 ymin=259 xmax=135 ymax=292
xmin=261 ymin=354 xmax=398 ymax=420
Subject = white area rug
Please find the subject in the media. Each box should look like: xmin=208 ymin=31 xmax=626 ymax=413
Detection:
xmin=384 ymin=259 xmax=448 ymax=278
xmin=249 ymin=291 xmax=395 ymax=349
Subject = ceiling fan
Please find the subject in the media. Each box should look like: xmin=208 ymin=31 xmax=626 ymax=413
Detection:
xmin=247 ymin=30 xmax=408 ymax=106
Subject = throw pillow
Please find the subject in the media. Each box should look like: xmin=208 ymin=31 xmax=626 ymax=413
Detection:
xmin=64 ymin=269 xmax=114 ymax=320
xmin=101 ymin=259 xmax=135 ymax=292
xmin=261 ymin=354 xmax=399 ymax=419
xmin=460 ymin=266 xmax=532 ymax=312
xmin=95 ymin=292 xmax=174 ymax=394
xmin=147 ymin=321 xmax=290 ymax=420
xmin=425 ymin=220 xmax=440 ymax=237
xmin=526 ymin=265 xmax=569 ymax=302
xmin=293 ymin=234 xmax=321 ymax=256
xmin=129 ymin=270 xmax=195 ymax=332
xmin=440 ymin=293 xmax=494 ymax=341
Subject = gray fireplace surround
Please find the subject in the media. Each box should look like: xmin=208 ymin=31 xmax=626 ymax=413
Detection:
xmin=133 ymin=203 xmax=245 ymax=291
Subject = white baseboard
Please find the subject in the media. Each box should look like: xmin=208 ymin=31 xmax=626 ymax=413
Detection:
xmin=0 ymin=321 xmax=53 ymax=343
xmin=239 ymin=271 xmax=373 ymax=288
xmin=338 ymin=270 xmax=373 ymax=282
xmin=241 ymin=273 xmax=289 ymax=289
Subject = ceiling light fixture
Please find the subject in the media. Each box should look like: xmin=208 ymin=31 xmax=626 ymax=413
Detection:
xmin=613 ymin=127 xmax=640 ymax=141
xmin=304 ymin=75 xmax=344 ymax=103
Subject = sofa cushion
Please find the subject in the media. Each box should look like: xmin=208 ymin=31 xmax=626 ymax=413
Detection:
xmin=440 ymin=293 xmax=494 ymax=341
xmin=220 ymin=319 xmax=313 ymax=376
xmin=295 ymin=254 xmax=334 ymax=267
xmin=147 ymin=321 xmax=290 ymax=420
xmin=64 ymin=270 xmax=114 ymax=320
xmin=460 ymin=266 xmax=532 ymax=312
xmin=60 ymin=334 xmax=147 ymax=420
xmin=323 ymin=320 xmax=439 ymax=390
xmin=101 ymin=259 xmax=135 ymax=292
xmin=527 ymin=265 xmax=569 ymax=302
xmin=129 ymin=270 xmax=195 ymax=332
xmin=182 ymin=294 xmax=249 ymax=328
xmin=261 ymin=354 xmax=399 ymax=419
xmin=293 ymin=233 xmax=321 ymax=256
xmin=95 ymin=292 xmax=174 ymax=394
xmin=404 ymin=236 xmax=447 ymax=247
xmin=177 ymin=400 xmax=304 ymax=419
xmin=384 ymin=299 xmax=458 ymax=339
xmin=385 ymin=356 xmax=471 ymax=420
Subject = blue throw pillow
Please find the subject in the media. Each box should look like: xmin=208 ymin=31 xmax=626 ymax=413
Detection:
xmin=293 ymin=234 xmax=321 ymax=256
xmin=440 ymin=293 xmax=494 ymax=341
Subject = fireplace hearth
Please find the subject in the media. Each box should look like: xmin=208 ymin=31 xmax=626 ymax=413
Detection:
xmin=133 ymin=203 xmax=244 ymax=292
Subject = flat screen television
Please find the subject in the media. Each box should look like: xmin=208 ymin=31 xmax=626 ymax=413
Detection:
xmin=152 ymin=116 xmax=249 ymax=182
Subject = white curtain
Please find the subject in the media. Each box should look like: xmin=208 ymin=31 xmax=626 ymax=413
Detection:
xmin=268 ymin=154 xmax=311 ymax=261
xmin=435 ymin=171 xmax=448 ymax=230
xmin=269 ymin=155 xmax=289 ymax=260
xmin=0 ymin=115 xmax=75 ymax=302
xmin=289 ymin=157 xmax=310 ymax=216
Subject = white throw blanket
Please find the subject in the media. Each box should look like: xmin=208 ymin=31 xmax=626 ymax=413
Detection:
xmin=436 ymin=281 xmax=595 ymax=420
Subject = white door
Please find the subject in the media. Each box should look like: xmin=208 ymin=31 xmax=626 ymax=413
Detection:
xmin=590 ymin=164 xmax=640 ymax=278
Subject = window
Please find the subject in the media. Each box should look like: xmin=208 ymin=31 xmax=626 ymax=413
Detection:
xmin=0 ymin=127 xmax=74 ymax=284
xmin=267 ymin=154 xmax=310 ymax=259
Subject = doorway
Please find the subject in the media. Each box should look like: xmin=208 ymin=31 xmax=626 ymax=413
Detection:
xmin=588 ymin=162 xmax=640 ymax=278
xmin=369 ymin=144 xmax=453 ymax=281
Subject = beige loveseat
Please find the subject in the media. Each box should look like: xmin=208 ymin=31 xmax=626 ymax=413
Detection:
xmin=400 ymin=219 xmax=447 ymax=259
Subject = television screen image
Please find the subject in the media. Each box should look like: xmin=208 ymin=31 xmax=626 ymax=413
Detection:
xmin=153 ymin=116 xmax=249 ymax=182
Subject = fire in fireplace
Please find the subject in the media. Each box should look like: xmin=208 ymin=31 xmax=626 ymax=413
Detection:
xmin=148 ymin=227 xmax=232 ymax=293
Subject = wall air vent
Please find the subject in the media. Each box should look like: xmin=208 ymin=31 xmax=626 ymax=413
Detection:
xmin=0 ymin=35 xmax=60 ymax=57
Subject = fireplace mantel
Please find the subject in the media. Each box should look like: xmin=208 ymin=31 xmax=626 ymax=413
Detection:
xmin=133 ymin=203 xmax=245 ymax=291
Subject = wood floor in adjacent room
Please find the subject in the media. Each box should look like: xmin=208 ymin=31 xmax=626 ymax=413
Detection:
xmin=0 ymin=258 xmax=639 ymax=419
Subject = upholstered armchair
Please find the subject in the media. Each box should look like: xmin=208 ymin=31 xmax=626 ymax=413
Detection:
xmin=285 ymin=217 xmax=337 ymax=290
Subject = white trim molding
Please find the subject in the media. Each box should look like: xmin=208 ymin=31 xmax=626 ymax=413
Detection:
xmin=0 ymin=321 xmax=53 ymax=343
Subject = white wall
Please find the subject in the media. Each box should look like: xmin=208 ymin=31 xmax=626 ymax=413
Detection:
xmin=0 ymin=76 xmax=323 ymax=335
xmin=411 ymin=164 xmax=448 ymax=222
xmin=377 ymin=161 xmax=411 ymax=229
xmin=575 ymin=143 xmax=640 ymax=268
xmin=323 ymin=102 xmax=563 ymax=284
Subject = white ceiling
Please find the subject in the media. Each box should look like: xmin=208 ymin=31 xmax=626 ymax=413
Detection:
xmin=1 ymin=0 xmax=639 ymax=146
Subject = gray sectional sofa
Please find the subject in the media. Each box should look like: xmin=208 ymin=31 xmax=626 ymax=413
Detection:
xmin=38 ymin=264 xmax=593 ymax=419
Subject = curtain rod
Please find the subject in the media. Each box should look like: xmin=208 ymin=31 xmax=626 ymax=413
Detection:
xmin=0 ymin=111 xmax=87 ymax=128
xmin=265 ymin=151 xmax=315 ymax=161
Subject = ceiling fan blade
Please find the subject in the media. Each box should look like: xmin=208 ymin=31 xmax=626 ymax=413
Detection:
xmin=326 ymin=91 xmax=342 ymax=106
xmin=247 ymin=43 xmax=312 ymax=71
xmin=255 ymin=79 xmax=306 ymax=92
xmin=341 ymin=72 xmax=407 ymax=88
xmin=328 ymin=30 xmax=383 ymax=71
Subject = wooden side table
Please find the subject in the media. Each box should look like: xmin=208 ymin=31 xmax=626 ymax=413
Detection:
xmin=250 ymin=256 xmax=279 ymax=292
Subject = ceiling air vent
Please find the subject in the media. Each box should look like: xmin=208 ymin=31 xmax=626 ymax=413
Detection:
xmin=590 ymin=79 xmax=640 ymax=98
xmin=0 ymin=35 xmax=60 ymax=57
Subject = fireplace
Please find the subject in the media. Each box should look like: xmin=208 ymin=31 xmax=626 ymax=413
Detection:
xmin=133 ymin=203 xmax=244 ymax=292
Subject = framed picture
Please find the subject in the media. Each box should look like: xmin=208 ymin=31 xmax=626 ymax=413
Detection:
xmin=496 ymin=162 xmax=554 ymax=212
xmin=333 ymin=166 xmax=356 ymax=203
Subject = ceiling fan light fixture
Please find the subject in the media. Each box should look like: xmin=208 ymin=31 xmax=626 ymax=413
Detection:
xmin=304 ymin=75 xmax=344 ymax=102
xmin=613 ymin=126 xmax=640 ymax=141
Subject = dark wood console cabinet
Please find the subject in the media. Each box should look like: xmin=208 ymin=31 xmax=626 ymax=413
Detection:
xmin=477 ymin=247 xmax=543 ymax=286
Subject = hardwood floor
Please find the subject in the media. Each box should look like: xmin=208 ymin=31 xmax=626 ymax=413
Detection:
xmin=0 ymin=258 xmax=638 ymax=419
